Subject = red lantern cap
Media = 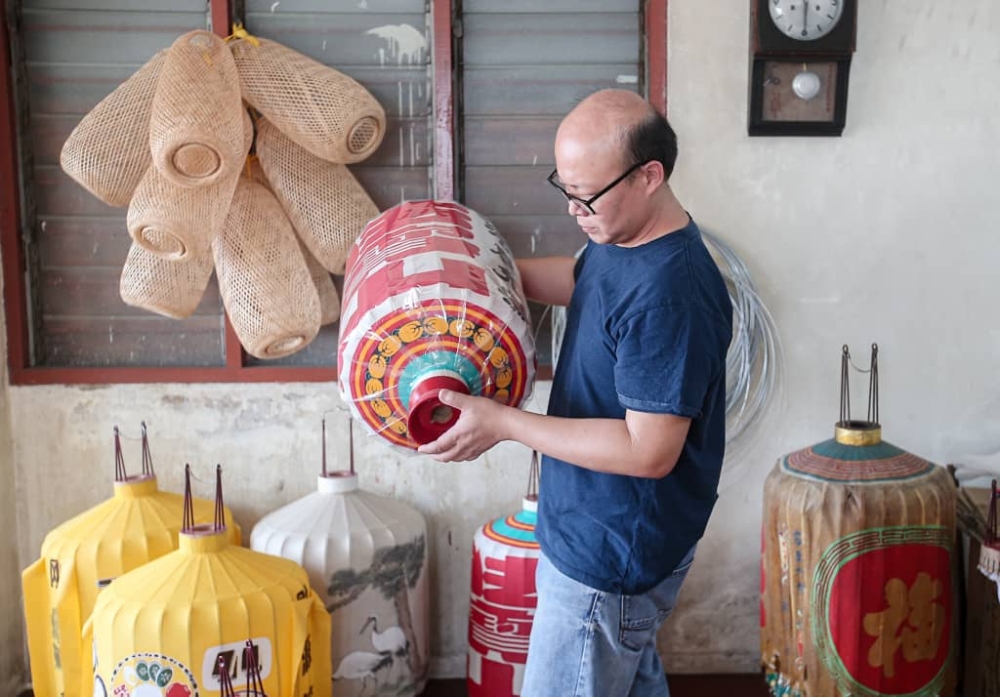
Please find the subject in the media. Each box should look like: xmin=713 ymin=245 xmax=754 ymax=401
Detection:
xmin=407 ymin=371 xmax=469 ymax=445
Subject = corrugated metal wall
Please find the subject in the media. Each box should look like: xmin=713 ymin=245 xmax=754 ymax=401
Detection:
xmin=13 ymin=0 xmax=644 ymax=369
xmin=239 ymin=0 xmax=431 ymax=367
xmin=460 ymin=0 xmax=642 ymax=363
xmin=22 ymin=0 xmax=221 ymax=366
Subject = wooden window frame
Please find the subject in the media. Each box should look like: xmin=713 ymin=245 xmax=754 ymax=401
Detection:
xmin=0 ymin=0 xmax=666 ymax=385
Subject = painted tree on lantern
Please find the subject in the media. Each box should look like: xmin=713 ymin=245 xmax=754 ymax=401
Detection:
xmin=327 ymin=534 xmax=426 ymax=682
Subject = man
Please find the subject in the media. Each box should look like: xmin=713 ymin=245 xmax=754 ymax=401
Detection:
xmin=419 ymin=89 xmax=733 ymax=696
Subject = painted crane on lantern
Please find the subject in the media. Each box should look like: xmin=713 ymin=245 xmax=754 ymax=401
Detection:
xmin=333 ymin=650 xmax=393 ymax=697
xmin=360 ymin=614 xmax=409 ymax=658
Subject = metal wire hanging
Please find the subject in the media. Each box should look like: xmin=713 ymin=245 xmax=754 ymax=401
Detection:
xmin=701 ymin=229 xmax=783 ymax=449
xmin=543 ymin=230 xmax=783 ymax=462
xmin=550 ymin=231 xmax=783 ymax=453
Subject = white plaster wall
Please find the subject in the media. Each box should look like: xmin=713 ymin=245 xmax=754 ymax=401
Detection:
xmin=0 ymin=288 xmax=25 ymax=693
xmin=657 ymin=0 xmax=1000 ymax=672
xmin=5 ymin=0 xmax=1000 ymax=683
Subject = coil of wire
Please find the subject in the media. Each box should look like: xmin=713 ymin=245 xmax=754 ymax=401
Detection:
xmin=548 ymin=230 xmax=782 ymax=453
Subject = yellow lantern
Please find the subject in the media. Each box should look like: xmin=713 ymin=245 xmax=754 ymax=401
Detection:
xmin=21 ymin=425 xmax=240 ymax=697
xmin=84 ymin=465 xmax=331 ymax=697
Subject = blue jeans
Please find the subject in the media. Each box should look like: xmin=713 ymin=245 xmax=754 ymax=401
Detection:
xmin=521 ymin=547 xmax=696 ymax=697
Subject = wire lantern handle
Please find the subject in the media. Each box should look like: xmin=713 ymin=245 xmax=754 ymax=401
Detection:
xmin=349 ymin=418 xmax=355 ymax=476
xmin=320 ymin=409 xmax=355 ymax=477
xmin=140 ymin=421 xmax=155 ymax=477
xmin=182 ymin=464 xmax=195 ymax=533
xmin=321 ymin=417 xmax=328 ymax=477
xmin=214 ymin=464 xmax=226 ymax=532
xmin=988 ymin=478 xmax=998 ymax=546
xmin=526 ymin=450 xmax=540 ymax=501
xmin=839 ymin=343 xmax=880 ymax=427
xmin=114 ymin=426 xmax=127 ymax=482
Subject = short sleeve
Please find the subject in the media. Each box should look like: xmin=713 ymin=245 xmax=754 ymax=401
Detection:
xmin=613 ymin=302 xmax=725 ymax=418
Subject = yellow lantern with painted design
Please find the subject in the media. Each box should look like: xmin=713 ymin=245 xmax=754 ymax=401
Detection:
xmin=21 ymin=426 xmax=240 ymax=697
xmin=84 ymin=466 xmax=331 ymax=697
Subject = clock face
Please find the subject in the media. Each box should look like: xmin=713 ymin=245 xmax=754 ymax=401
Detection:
xmin=769 ymin=0 xmax=844 ymax=41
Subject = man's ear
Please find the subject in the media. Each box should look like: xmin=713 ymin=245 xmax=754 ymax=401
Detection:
xmin=643 ymin=160 xmax=666 ymax=192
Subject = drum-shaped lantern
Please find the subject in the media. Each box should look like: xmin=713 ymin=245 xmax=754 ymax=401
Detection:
xmin=760 ymin=349 xmax=957 ymax=697
xmin=338 ymin=200 xmax=535 ymax=448
xmin=467 ymin=495 xmax=540 ymax=697
xmin=971 ymin=483 xmax=1000 ymax=696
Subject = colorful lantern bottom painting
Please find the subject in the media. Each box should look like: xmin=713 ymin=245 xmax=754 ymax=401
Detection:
xmin=468 ymin=498 xmax=540 ymax=697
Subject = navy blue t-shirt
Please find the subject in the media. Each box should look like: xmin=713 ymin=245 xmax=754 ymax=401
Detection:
xmin=536 ymin=217 xmax=733 ymax=595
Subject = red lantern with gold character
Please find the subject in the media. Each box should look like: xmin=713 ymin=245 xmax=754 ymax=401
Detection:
xmin=760 ymin=345 xmax=957 ymax=697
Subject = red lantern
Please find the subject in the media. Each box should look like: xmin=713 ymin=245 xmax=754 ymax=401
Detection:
xmin=760 ymin=346 xmax=957 ymax=697
xmin=467 ymin=456 xmax=541 ymax=697
xmin=338 ymin=200 xmax=535 ymax=449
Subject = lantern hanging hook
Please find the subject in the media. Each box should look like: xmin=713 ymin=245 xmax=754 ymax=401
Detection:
xmin=526 ymin=450 xmax=540 ymax=502
xmin=140 ymin=421 xmax=155 ymax=477
xmin=838 ymin=343 xmax=879 ymax=428
xmin=114 ymin=426 xmax=128 ymax=482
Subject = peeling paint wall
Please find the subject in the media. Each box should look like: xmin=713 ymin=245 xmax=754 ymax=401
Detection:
xmin=0 ymin=275 xmax=25 ymax=692
xmin=0 ymin=416 xmax=22 ymax=693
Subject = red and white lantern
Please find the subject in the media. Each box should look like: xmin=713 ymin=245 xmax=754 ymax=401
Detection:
xmin=338 ymin=200 xmax=535 ymax=448
xmin=467 ymin=496 xmax=540 ymax=697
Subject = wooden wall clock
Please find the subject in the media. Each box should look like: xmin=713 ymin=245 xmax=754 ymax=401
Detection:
xmin=748 ymin=0 xmax=858 ymax=136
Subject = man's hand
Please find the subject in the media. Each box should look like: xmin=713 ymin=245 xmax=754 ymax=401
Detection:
xmin=417 ymin=390 xmax=689 ymax=478
xmin=417 ymin=389 xmax=511 ymax=462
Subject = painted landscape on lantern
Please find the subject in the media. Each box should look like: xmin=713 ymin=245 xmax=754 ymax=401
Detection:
xmin=327 ymin=533 xmax=428 ymax=697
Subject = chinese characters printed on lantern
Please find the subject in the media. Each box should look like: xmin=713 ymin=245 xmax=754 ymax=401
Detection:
xmin=863 ymin=572 xmax=945 ymax=678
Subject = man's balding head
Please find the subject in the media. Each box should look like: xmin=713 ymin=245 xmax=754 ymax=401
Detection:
xmin=557 ymin=89 xmax=678 ymax=179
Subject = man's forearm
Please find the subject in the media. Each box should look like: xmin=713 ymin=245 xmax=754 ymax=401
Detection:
xmin=499 ymin=408 xmax=682 ymax=479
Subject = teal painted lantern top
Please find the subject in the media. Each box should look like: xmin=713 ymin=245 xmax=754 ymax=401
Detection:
xmin=781 ymin=421 xmax=937 ymax=485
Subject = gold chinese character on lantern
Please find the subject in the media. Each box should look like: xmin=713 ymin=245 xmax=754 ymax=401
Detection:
xmin=862 ymin=572 xmax=945 ymax=678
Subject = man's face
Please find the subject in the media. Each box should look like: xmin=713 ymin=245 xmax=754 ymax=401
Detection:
xmin=552 ymin=135 xmax=644 ymax=246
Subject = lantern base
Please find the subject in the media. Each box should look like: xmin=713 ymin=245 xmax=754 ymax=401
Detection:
xmin=408 ymin=371 xmax=469 ymax=445
xmin=318 ymin=472 xmax=359 ymax=493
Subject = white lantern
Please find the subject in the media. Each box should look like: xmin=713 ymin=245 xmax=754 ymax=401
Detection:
xmin=250 ymin=423 xmax=430 ymax=697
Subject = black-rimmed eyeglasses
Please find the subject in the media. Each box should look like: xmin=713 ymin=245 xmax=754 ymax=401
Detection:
xmin=546 ymin=161 xmax=646 ymax=215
